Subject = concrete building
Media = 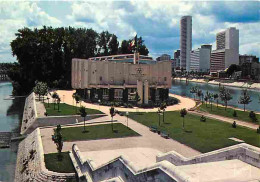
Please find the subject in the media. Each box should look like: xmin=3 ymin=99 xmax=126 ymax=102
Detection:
xmin=239 ymin=55 xmax=260 ymax=80
xmin=156 ymin=54 xmax=171 ymax=62
xmin=180 ymin=16 xmax=192 ymax=71
xmin=190 ymin=45 xmax=212 ymax=72
xmin=71 ymin=53 xmax=172 ymax=104
xmin=210 ymin=27 xmax=239 ymax=73
xmin=172 ymin=50 xmax=181 ymax=69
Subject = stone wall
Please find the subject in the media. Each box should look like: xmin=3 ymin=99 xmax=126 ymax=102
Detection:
xmin=156 ymin=143 xmax=260 ymax=168
xmin=15 ymin=128 xmax=75 ymax=182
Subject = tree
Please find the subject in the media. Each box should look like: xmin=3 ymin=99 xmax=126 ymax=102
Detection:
xmin=108 ymin=34 xmax=119 ymax=55
xmin=79 ymin=106 xmax=87 ymax=132
xmin=135 ymin=92 xmax=141 ymax=106
xmin=180 ymin=108 xmax=187 ymax=130
xmin=213 ymin=94 xmax=219 ymax=108
xmin=157 ymin=108 xmax=162 ymax=126
xmin=226 ymin=64 xmax=241 ymax=77
xmin=33 ymin=81 xmax=48 ymax=101
xmin=52 ymin=92 xmax=59 ymax=110
xmin=190 ymin=86 xmax=198 ymax=100
xmin=219 ymin=86 xmax=232 ymax=110
xmin=74 ymin=94 xmax=81 ymax=114
xmin=110 ymin=106 xmax=116 ymax=131
xmin=160 ymin=102 xmax=167 ymax=123
xmin=57 ymin=97 xmax=61 ymax=112
xmin=238 ymin=89 xmax=252 ymax=111
xmin=197 ymin=89 xmax=203 ymax=102
xmin=207 ymin=92 xmax=214 ymax=111
xmin=52 ymin=124 xmax=63 ymax=161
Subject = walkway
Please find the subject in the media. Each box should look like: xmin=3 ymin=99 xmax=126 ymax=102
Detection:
xmin=53 ymin=90 xmax=196 ymax=113
xmin=191 ymin=110 xmax=259 ymax=130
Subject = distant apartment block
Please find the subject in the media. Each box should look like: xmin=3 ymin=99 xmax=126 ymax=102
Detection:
xmin=180 ymin=16 xmax=192 ymax=71
xmin=239 ymin=54 xmax=260 ymax=80
xmin=210 ymin=27 xmax=239 ymax=73
xmin=172 ymin=50 xmax=181 ymax=69
xmin=157 ymin=54 xmax=171 ymax=62
xmin=190 ymin=45 xmax=212 ymax=72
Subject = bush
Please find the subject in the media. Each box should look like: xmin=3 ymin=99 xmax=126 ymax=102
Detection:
xmin=249 ymin=111 xmax=258 ymax=122
xmin=257 ymin=126 xmax=260 ymax=134
xmin=233 ymin=110 xmax=237 ymax=117
xmin=232 ymin=121 xmax=237 ymax=128
xmin=200 ymin=115 xmax=206 ymax=122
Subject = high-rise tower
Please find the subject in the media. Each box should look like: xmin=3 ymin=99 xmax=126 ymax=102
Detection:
xmin=180 ymin=16 xmax=192 ymax=71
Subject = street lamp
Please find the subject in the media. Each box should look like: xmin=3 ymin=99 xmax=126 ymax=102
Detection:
xmin=126 ymin=111 xmax=129 ymax=128
xmin=98 ymin=99 xmax=101 ymax=110
xmin=157 ymin=108 xmax=162 ymax=126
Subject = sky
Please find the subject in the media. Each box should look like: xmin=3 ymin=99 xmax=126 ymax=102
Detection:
xmin=0 ymin=0 xmax=259 ymax=62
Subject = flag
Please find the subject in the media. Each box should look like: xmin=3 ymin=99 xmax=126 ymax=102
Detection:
xmin=129 ymin=35 xmax=137 ymax=51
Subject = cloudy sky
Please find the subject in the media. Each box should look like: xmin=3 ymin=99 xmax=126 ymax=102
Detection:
xmin=0 ymin=0 xmax=259 ymax=62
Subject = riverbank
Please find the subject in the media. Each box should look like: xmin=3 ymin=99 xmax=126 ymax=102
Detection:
xmin=173 ymin=78 xmax=260 ymax=91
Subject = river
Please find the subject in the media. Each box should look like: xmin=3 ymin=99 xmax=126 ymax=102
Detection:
xmin=170 ymin=80 xmax=260 ymax=112
xmin=0 ymin=82 xmax=25 ymax=182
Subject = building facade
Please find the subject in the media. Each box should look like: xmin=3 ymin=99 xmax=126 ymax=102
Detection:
xmin=180 ymin=16 xmax=192 ymax=71
xmin=210 ymin=27 xmax=239 ymax=73
xmin=190 ymin=45 xmax=211 ymax=72
xmin=239 ymin=55 xmax=260 ymax=80
xmin=71 ymin=54 xmax=172 ymax=104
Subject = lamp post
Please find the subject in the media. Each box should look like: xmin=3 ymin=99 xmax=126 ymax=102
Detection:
xmin=98 ymin=99 xmax=101 ymax=110
xmin=157 ymin=108 xmax=161 ymax=126
xmin=126 ymin=111 xmax=129 ymax=128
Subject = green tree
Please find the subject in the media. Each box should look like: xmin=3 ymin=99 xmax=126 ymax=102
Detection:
xmin=190 ymin=86 xmax=198 ymax=100
xmin=79 ymin=106 xmax=87 ymax=132
xmin=213 ymin=94 xmax=219 ymax=108
xmin=238 ymin=89 xmax=252 ymax=111
xmin=74 ymin=94 xmax=81 ymax=114
xmin=160 ymin=102 xmax=167 ymax=123
xmin=108 ymin=34 xmax=119 ymax=55
xmin=180 ymin=108 xmax=187 ymax=130
xmin=52 ymin=92 xmax=59 ymax=110
xmin=197 ymin=89 xmax=203 ymax=102
xmin=110 ymin=106 xmax=116 ymax=131
xmin=219 ymin=86 xmax=233 ymax=110
xmin=52 ymin=124 xmax=63 ymax=161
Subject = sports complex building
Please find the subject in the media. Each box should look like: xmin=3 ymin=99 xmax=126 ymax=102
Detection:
xmin=71 ymin=53 xmax=172 ymax=104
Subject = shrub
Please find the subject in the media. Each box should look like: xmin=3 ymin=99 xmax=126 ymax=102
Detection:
xmin=233 ymin=110 xmax=237 ymax=117
xmin=232 ymin=121 xmax=237 ymax=128
xmin=249 ymin=111 xmax=258 ymax=122
xmin=257 ymin=126 xmax=260 ymax=134
xmin=200 ymin=115 xmax=206 ymax=122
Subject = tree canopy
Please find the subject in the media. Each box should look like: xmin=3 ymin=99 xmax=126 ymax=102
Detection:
xmin=10 ymin=26 xmax=150 ymax=95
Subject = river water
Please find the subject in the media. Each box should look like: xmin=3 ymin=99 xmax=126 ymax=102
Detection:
xmin=0 ymin=82 xmax=25 ymax=182
xmin=170 ymin=80 xmax=260 ymax=112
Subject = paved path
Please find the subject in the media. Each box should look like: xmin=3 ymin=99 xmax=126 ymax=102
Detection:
xmin=190 ymin=110 xmax=259 ymax=130
xmin=52 ymin=90 xmax=196 ymax=113
xmin=41 ymin=113 xmax=200 ymax=157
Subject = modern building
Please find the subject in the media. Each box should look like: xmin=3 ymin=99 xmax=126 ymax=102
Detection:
xmin=239 ymin=55 xmax=260 ymax=80
xmin=180 ymin=16 xmax=192 ymax=71
xmin=156 ymin=54 xmax=171 ymax=62
xmin=210 ymin=27 xmax=239 ymax=73
xmin=71 ymin=53 xmax=172 ymax=104
xmin=190 ymin=45 xmax=212 ymax=72
xmin=171 ymin=50 xmax=181 ymax=69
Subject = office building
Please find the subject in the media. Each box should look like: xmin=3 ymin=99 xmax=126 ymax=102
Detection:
xmin=71 ymin=53 xmax=172 ymax=104
xmin=210 ymin=27 xmax=239 ymax=73
xmin=239 ymin=55 xmax=260 ymax=80
xmin=190 ymin=45 xmax=212 ymax=72
xmin=156 ymin=54 xmax=171 ymax=62
xmin=180 ymin=16 xmax=192 ymax=71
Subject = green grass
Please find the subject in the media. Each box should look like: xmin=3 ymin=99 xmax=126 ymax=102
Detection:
xmin=44 ymin=152 xmax=75 ymax=173
xmin=61 ymin=123 xmax=140 ymax=141
xmin=128 ymin=111 xmax=260 ymax=153
xmin=44 ymin=103 xmax=103 ymax=116
xmin=199 ymin=103 xmax=259 ymax=123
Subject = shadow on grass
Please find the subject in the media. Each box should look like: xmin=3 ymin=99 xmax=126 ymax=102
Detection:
xmin=82 ymin=130 xmax=89 ymax=133
xmin=113 ymin=130 xmax=118 ymax=133
xmin=184 ymin=130 xmax=193 ymax=133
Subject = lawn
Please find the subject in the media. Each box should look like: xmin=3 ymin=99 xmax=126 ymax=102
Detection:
xmin=128 ymin=111 xmax=260 ymax=153
xmin=44 ymin=152 xmax=75 ymax=173
xmin=44 ymin=103 xmax=103 ymax=116
xmin=199 ymin=103 xmax=259 ymax=123
xmin=61 ymin=123 xmax=140 ymax=141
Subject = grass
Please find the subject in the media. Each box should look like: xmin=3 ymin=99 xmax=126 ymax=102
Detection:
xmin=44 ymin=103 xmax=103 ymax=116
xmin=128 ymin=111 xmax=260 ymax=153
xmin=61 ymin=123 xmax=140 ymax=141
xmin=44 ymin=152 xmax=75 ymax=173
xmin=199 ymin=103 xmax=259 ymax=123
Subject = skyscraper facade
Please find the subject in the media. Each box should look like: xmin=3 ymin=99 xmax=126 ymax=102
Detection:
xmin=190 ymin=45 xmax=212 ymax=72
xmin=210 ymin=27 xmax=239 ymax=73
xmin=180 ymin=16 xmax=192 ymax=71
